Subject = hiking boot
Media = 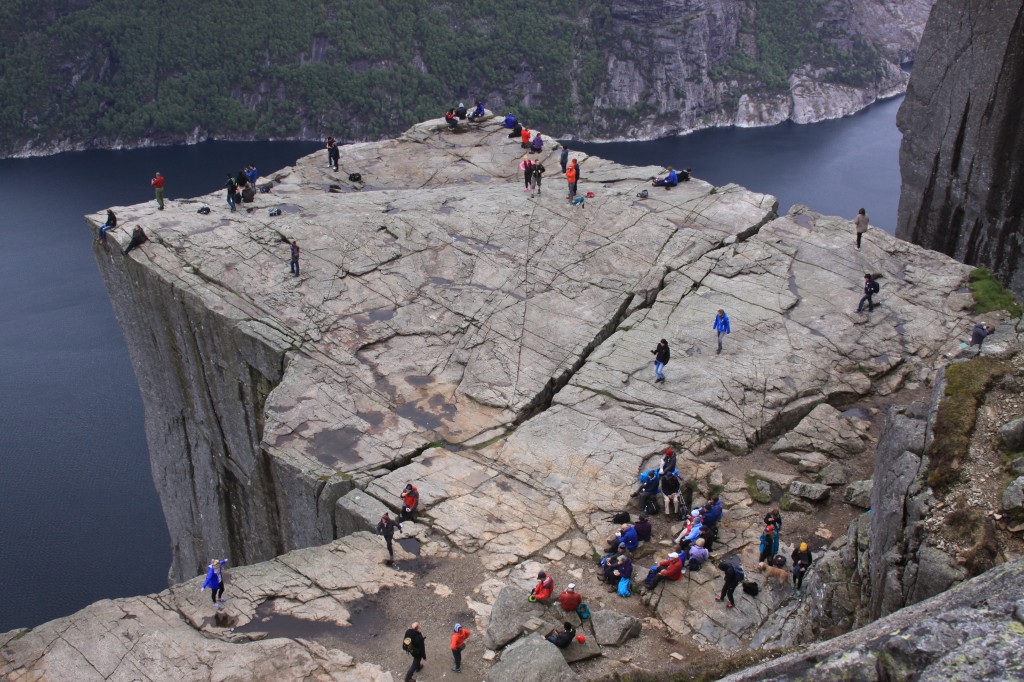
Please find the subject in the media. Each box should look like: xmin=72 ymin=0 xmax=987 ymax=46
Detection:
xmin=715 ymin=597 xmax=724 ymax=602
xmin=727 ymin=602 xmax=734 ymax=608
xmin=452 ymin=667 xmax=461 ymax=672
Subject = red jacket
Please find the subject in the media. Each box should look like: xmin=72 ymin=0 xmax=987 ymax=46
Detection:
xmin=401 ymin=486 xmax=419 ymax=510
xmin=151 ymin=176 xmax=165 ymax=189
xmin=521 ymin=128 xmax=531 ymax=144
xmin=565 ymin=165 xmax=577 ymax=183
xmin=450 ymin=628 xmax=471 ymax=650
xmin=558 ymin=590 xmax=582 ymax=612
xmin=534 ymin=575 xmax=554 ymax=600
xmin=658 ymin=557 xmax=684 ymax=581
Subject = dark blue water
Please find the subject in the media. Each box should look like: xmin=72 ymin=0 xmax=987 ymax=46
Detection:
xmin=571 ymin=96 xmax=903 ymax=233
xmin=0 ymin=100 xmax=902 ymax=633
xmin=0 ymin=140 xmax=316 ymax=632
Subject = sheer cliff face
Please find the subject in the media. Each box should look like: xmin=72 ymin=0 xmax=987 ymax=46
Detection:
xmin=896 ymin=0 xmax=1024 ymax=299
xmin=589 ymin=0 xmax=934 ymax=139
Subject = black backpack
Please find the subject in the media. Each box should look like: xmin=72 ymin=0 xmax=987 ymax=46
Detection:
xmin=611 ymin=511 xmax=631 ymax=524
xmin=870 ymin=280 xmax=880 ymax=294
xmin=348 ymin=172 xmax=362 ymax=182
xmin=637 ymin=189 xmax=649 ymax=199
xmin=773 ymin=555 xmax=787 ymax=569
xmin=742 ymin=581 xmax=759 ymax=596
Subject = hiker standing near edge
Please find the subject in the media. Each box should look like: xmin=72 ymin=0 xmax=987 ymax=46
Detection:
xmin=402 ymin=622 xmax=426 ymax=682
xmin=450 ymin=623 xmax=471 ymax=673
xmin=560 ymin=146 xmax=569 ymax=174
xmin=857 ymin=273 xmax=878 ymax=313
xmin=791 ymin=541 xmax=813 ymax=595
xmin=651 ymin=338 xmax=670 ymax=383
xmin=151 ymin=172 xmax=165 ymax=210
xmin=376 ymin=511 xmax=402 ymax=565
xmin=564 ymin=159 xmax=578 ymax=201
xmin=201 ymin=558 xmax=228 ymax=609
xmin=713 ymin=308 xmax=730 ymax=355
xmin=854 ymin=208 xmax=869 ymax=249
xmin=289 ymin=240 xmax=300 ymax=277
xmin=225 ymin=174 xmax=237 ymax=212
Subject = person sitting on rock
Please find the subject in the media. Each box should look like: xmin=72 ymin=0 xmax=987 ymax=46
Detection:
xmin=545 ymin=622 xmax=576 ymax=649
xmin=674 ymin=510 xmax=703 ymax=545
xmin=468 ymin=101 xmax=486 ymax=121
xmin=530 ymin=133 xmax=544 ymax=153
xmin=530 ymin=570 xmax=555 ymax=604
xmin=659 ymin=448 xmax=677 ymax=475
xmin=661 ymin=471 xmax=681 ymax=517
xmin=503 ymin=113 xmax=517 ymax=129
xmin=508 ymin=120 xmax=523 ymax=140
xmin=520 ymin=126 xmax=531 ymax=149
xmin=969 ymin=322 xmax=995 ymax=349
xmin=122 ymin=225 xmax=148 ymax=256
xmin=399 ymin=483 xmax=420 ymax=522
xmin=558 ymin=582 xmax=582 ymax=612
xmin=455 ymin=102 xmax=467 ymax=120
xmin=610 ymin=553 xmax=634 ymax=593
xmin=96 ymin=209 xmax=118 ymax=243
xmin=445 ymin=108 xmax=458 ymax=130
xmin=687 ymin=538 xmax=710 ymax=572
xmin=618 ymin=523 xmax=640 ymax=552
xmin=652 ymin=166 xmax=678 ymax=188
xmin=600 ymin=548 xmax=631 ymax=583
xmin=759 ymin=525 xmax=780 ymax=563
xmin=704 ymin=497 xmax=724 ymax=528
xmin=643 ymin=551 xmax=684 ymax=592
xmin=633 ymin=471 xmax=661 ymax=515
xmin=634 ymin=514 xmax=652 ymax=542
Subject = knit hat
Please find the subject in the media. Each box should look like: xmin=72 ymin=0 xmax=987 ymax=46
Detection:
xmin=567 ymin=583 xmax=576 ymax=590
xmin=691 ymin=510 xmax=700 ymax=518
xmin=766 ymin=525 xmax=774 ymax=533
xmin=454 ymin=623 xmax=462 ymax=632
xmin=665 ymin=448 xmax=674 ymax=455
xmin=800 ymin=542 xmax=808 ymax=551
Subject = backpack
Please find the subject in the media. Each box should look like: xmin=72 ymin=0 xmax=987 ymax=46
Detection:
xmin=576 ymin=603 xmax=591 ymax=620
xmin=197 ymin=206 xmax=211 ymax=215
xmin=268 ymin=208 xmax=282 ymax=217
xmin=742 ymin=580 xmax=759 ymax=596
xmin=637 ymin=189 xmax=649 ymax=199
xmin=642 ymin=497 xmax=659 ymax=515
xmin=773 ymin=555 xmax=787 ymax=569
xmin=733 ymin=565 xmax=745 ymax=581
xmin=870 ymin=280 xmax=880 ymax=294
xmin=402 ymin=637 xmax=413 ymax=653
xmin=348 ymin=172 xmax=362 ymax=182
xmin=611 ymin=511 xmax=631 ymax=524
xmin=617 ymin=576 xmax=632 ymax=597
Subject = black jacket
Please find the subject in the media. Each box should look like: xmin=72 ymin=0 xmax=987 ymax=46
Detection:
xmin=403 ymin=629 xmax=426 ymax=658
xmin=653 ymin=342 xmax=670 ymax=365
xmin=792 ymin=549 xmax=813 ymax=569
xmin=660 ymin=475 xmax=680 ymax=495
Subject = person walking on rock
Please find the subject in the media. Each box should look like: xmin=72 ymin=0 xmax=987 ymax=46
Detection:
xmin=289 ymin=240 xmax=300 ymax=277
xmin=225 ymin=174 xmax=237 ymax=212
xmin=791 ymin=542 xmax=813 ymax=595
xmin=520 ymin=156 xmax=534 ymax=193
xmin=713 ymin=309 xmax=730 ymax=355
xmin=399 ymin=483 xmax=419 ymax=522
xmin=531 ymin=161 xmax=545 ymax=195
xmin=857 ymin=273 xmax=879 ymax=313
xmin=715 ymin=560 xmax=742 ymax=608
xmin=651 ymin=338 xmax=670 ymax=383
xmin=151 ymin=172 xmax=165 ymax=210
xmin=854 ymin=208 xmax=869 ymax=249
xmin=376 ymin=511 xmax=402 ymax=564
xmin=201 ymin=558 xmax=228 ymax=609
xmin=402 ymin=622 xmax=426 ymax=682
xmin=450 ymin=623 xmax=470 ymax=673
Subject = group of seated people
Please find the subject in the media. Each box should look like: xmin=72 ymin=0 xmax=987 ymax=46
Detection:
xmin=444 ymin=101 xmax=487 ymax=129
xmin=502 ymin=114 xmax=545 ymax=153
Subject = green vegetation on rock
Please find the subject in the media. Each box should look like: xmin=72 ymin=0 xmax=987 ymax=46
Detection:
xmin=969 ymin=268 xmax=1022 ymax=317
xmin=928 ymin=356 xmax=1010 ymax=491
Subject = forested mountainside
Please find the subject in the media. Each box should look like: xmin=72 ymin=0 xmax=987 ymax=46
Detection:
xmin=0 ymin=0 xmax=931 ymax=156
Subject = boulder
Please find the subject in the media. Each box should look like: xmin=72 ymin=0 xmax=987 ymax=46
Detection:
xmin=844 ymin=480 xmax=873 ymax=509
xmin=817 ymin=462 xmax=849 ymax=486
xmin=1002 ymin=477 xmax=1024 ymax=515
xmin=775 ymin=450 xmax=830 ymax=473
xmin=335 ymin=489 xmax=391 ymax=536
xmin=1000 ymin=417 xmax=1024 ymax=452
xmin=771 ymin=404 xmax=869 ymax=460
xmin=483 ymin=586 xmax=547 ymax=650
xmin=591 ymin=610 xmax=642 ymax=647
xmin=779 ymin=494 xmax=813 ymax=513
xmin=747 ymin=470 xmax=797 ymax=502
xmin=487 ymin=634 xmax=578 ymax=682
xmin=789 ymin=481 xmax=831 ymax=502
xmin=561 ymin=633 xmax=602 ymax=664
xmin=1011 ymin=457 xmax=1024 ymax=476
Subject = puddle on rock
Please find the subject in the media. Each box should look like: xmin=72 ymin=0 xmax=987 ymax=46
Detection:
xmin=368 ymin=308 xmax=396 ymax=322
xmin=357 ymin=410 xmax=386 ymax=428
xmin=842 ymin=407 xmax=870 ymax=420
xmin=397 ymin=538 xmax=421 ymax=557
xmin=404 ymin=375 xmax=434 ymax=387
xmin=791 ymin=213 xmax=813 ymax=228
xmin=310 ymin=427 xmax=363 ymax=466
xmin=394 ymin=399 xmax=455 ymax=431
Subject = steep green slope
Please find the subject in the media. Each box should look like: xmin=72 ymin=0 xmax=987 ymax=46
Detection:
xmin=0 ymin=0 xmax=924 ymax=155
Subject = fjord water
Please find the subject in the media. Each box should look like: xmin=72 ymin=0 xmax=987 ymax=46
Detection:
xmin=0 ymin=99 xmax=901 ymax=633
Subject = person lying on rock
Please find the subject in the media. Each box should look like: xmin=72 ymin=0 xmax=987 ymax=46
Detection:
xmin=530 ymin=570 xmax=555 ymax=603
xmin=634 ymin=514 xmax=652 ymax=542
xmin=652 ymin=166 xmax=678 ymax=188
xmin=545 ymin=622 xmax=576 ymax=649
xmin=399 ymin=483 xmax=419 ymax=522
xmin=642 ymin=551 xmax=684 ymax=593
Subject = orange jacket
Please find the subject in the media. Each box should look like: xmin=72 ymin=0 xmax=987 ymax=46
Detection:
xmin=565 ymin=166 xmax=577 ymax=183
xmin=534 ymin=575 xmax=554 ymax=600
xmin=450 ymin=628 xmax=471 ymax=650
xmin=521 ymin=128 xmax=531 ymax=144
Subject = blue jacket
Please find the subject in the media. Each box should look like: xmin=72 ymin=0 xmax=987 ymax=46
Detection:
xmin=704 ymin=501 xmax=723 ymax=526
xmin=665 ymin=169 xmax=678 ymax=186
xmin=504 ymin=114 xmax=517 ymax=129
xmin=713 ymin=313 xmax=731 ymax=334
xmin=245 ymin=167 xmax=259 ymax=185
xmin=202 ymin=559 xmax=227 ymax=590
xmin=681 ymin=521 xmax=703 ymax=543
xmin=619 ymin=526 xmax=639 ymax=551
xmin=473 ymin=103 xmax=485 ymax=117
xmin=759 ymin=532 xmax=779 ymax=557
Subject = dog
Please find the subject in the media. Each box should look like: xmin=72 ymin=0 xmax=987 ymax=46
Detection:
xmin=756 ymin=561 xmax=789 ymax=588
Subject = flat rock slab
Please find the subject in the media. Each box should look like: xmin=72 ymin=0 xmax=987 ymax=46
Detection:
xmin=483 ymin=586 xmax=548 ymax=650
xmin=591 ymin=609 xmax=642 ymax=647
xmin=487 ymin=633 xmax=579 ymax=682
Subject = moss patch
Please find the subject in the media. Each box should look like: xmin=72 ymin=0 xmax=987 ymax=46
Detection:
xmin=928 ymin=357 xmax=1010 ymax=491
xmin=969 ymin=268 xmax=1022 ymax=317
xmin=746 ymin=475 xmax=772 ymax=504
xmin=946 ymin=503 xmax=999 ymax=576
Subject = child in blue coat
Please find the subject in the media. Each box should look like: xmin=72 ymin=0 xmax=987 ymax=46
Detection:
xmin=713 ymin=309 xmax=731 ymax=354
xmin=202 ymin=558 xmax=229 ymax=608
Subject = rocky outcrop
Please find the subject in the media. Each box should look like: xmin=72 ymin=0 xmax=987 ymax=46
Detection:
xmin=721 ymin=557 xmax=1024 ymax=682
xmin=896 ymin=0 xmax=1024 ymax=300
